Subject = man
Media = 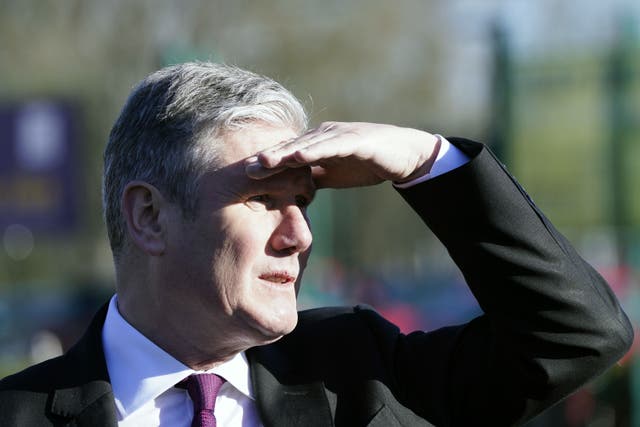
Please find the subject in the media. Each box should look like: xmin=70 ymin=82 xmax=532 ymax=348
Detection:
xmin=0 ymin=62 xmax=632 ymax=426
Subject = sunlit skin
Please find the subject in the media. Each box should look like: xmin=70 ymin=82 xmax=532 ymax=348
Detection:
xmin=118 ymin=125 xmax=315 ymax=370
xmin=117 ymin=121 xmax=439 ymax=370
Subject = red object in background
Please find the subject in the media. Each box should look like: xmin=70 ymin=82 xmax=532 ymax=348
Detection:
xmin=598 ymin=264 xmax=636 ymax=364
xmin=564 ymin=388 xmax=596 ymax=427
xmin=378 ymin=303 xmax=426 ymax=333
xmin=598 ymin=264 xmax=631 ymax=298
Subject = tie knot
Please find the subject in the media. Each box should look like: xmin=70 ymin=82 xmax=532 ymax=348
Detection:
xmin=180 ymin=373 xmax=226 ymax=427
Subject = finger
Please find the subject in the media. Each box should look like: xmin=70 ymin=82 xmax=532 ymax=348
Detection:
xmin=291 ymin=134 xmax=360 ymax=164
xmin=247 ymin=136 xmax=342 ymax=181
xmin=257 ymin=125 xmax=338 ymax=167
xmin=310 ymin=166 xmax=332 ymax=189
xmin=245 ymin=162 xmax=289 ymax=179
xmin=258 ymin=134 xmax=333 ymax=167
xmin=253 ymin=137 xmax=297 ymax=160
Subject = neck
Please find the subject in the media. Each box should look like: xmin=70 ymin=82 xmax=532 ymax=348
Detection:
xmin=116 ymin=295 xmax=251 ymax=369
xmin=114 ymin=261 xmax=279 ymax=371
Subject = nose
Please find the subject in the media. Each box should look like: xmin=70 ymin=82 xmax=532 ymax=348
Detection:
xmin=270 ymin=205 xmax=313 ymax=255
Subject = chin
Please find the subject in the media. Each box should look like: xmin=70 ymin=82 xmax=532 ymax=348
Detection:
xmin=248 ymin=309 xmax=299 ymax=343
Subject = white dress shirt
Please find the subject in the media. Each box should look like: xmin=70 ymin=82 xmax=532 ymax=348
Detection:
xmin=102 ymin=295 xmax=263 ymax=427
xmin=101 ymin=136 xmax=469 ymax=426
xmin=393 ymin=135 xmax=469 ymax=188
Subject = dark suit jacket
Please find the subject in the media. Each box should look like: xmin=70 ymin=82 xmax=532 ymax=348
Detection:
xmin=0 ymin=140 xmax=633 ymax=426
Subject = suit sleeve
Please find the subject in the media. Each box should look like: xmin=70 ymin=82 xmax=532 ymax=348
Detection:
xmin=386 ymin=138 xmax=633 ymax=426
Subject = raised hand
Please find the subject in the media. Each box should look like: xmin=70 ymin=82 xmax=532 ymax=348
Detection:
xmin=245 ymin=122 xmax=441 ymax=189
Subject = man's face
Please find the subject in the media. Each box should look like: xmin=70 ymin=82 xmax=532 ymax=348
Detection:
xmin=162 ymin=124 xmax=314 ymax=348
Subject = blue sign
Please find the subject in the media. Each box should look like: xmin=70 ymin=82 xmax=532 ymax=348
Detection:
xmin=0 ymin=101 xmax=79 ymax=233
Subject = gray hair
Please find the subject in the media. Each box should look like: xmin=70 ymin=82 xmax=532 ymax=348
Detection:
xmin=102 ymin=62 xmax=308 ymax=259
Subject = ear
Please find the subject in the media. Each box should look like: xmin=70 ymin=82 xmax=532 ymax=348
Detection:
xmin=121 ymin=181 xmax=169 ymax=256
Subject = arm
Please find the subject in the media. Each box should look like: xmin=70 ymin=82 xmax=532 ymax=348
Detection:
xmin=247 ymin=123 xmax=633 ymax=425
xmin=394 ymin=138 xmax=632 ymax=425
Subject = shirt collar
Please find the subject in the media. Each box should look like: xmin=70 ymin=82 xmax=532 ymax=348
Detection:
xmin=101 ymin=294 xmax=255 ymax=418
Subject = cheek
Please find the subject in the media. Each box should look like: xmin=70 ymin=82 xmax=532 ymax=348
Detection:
xmin=213 ymin=210 xmax=279 ymax=285
xmin=214 ymin=228 xmax=265 ymax=277
xmin=228 ymin=214 xmax=274 ymax=255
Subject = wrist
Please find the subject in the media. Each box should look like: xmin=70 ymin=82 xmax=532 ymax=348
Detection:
xmin=394 ymin=134 xmax=442 ymax=184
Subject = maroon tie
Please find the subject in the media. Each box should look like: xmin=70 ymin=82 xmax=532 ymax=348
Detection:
xmin=181 ymin=374 xmax=226 ymax=427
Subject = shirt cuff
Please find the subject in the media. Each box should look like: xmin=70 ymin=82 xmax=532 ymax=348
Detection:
xmin=393 ymin=135 xmax=471 ymax=189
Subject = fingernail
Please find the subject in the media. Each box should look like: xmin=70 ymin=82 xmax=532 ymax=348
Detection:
xmin=245 ymin=161 xmax=262 ymax=175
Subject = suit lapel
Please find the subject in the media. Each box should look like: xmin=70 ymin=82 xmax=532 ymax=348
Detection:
xmin=50 ymin=380 xmax=118 ymax=426
xmin=48 ymin=303 xmax=118 ymax=426
xmin=248 ymin=345 xmax=334 ymax=427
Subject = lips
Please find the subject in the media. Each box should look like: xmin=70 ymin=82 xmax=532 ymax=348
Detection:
xmin=259 ymin=271 xmax=296 ymax=284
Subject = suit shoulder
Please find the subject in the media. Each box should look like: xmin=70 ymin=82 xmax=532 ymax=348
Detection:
xmin=297 ymin=305 xmax=356 ymax=321
xmin=294 ymin=304 xmax=400 ymax=340
xmin=0 ymin=354 xmax=68 ymax=392
xmin=0 ymin=355 xmax=79 ymax=425
xmin=297 ymin=304 xmax=382 ymax=323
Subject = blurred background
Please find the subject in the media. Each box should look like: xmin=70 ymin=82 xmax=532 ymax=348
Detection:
xmin=1 ymin=0 xmax=639 ymax=425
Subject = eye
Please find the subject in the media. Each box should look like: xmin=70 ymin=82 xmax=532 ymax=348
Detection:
xmin=249 ymin=194 xmax=270 ymax=203
xmin=247 ymin=194 xmax=273 ymax=208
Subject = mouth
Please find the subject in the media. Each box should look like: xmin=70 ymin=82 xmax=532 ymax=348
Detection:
xmin=259 ymin=271 xmax=297 ymax=285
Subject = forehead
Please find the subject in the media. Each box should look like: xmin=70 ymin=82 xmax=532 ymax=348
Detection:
xmin=202 ymin=124 xmax=314 ymax=197
xmin=218 ymin=124 xmax=298 ymax=164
